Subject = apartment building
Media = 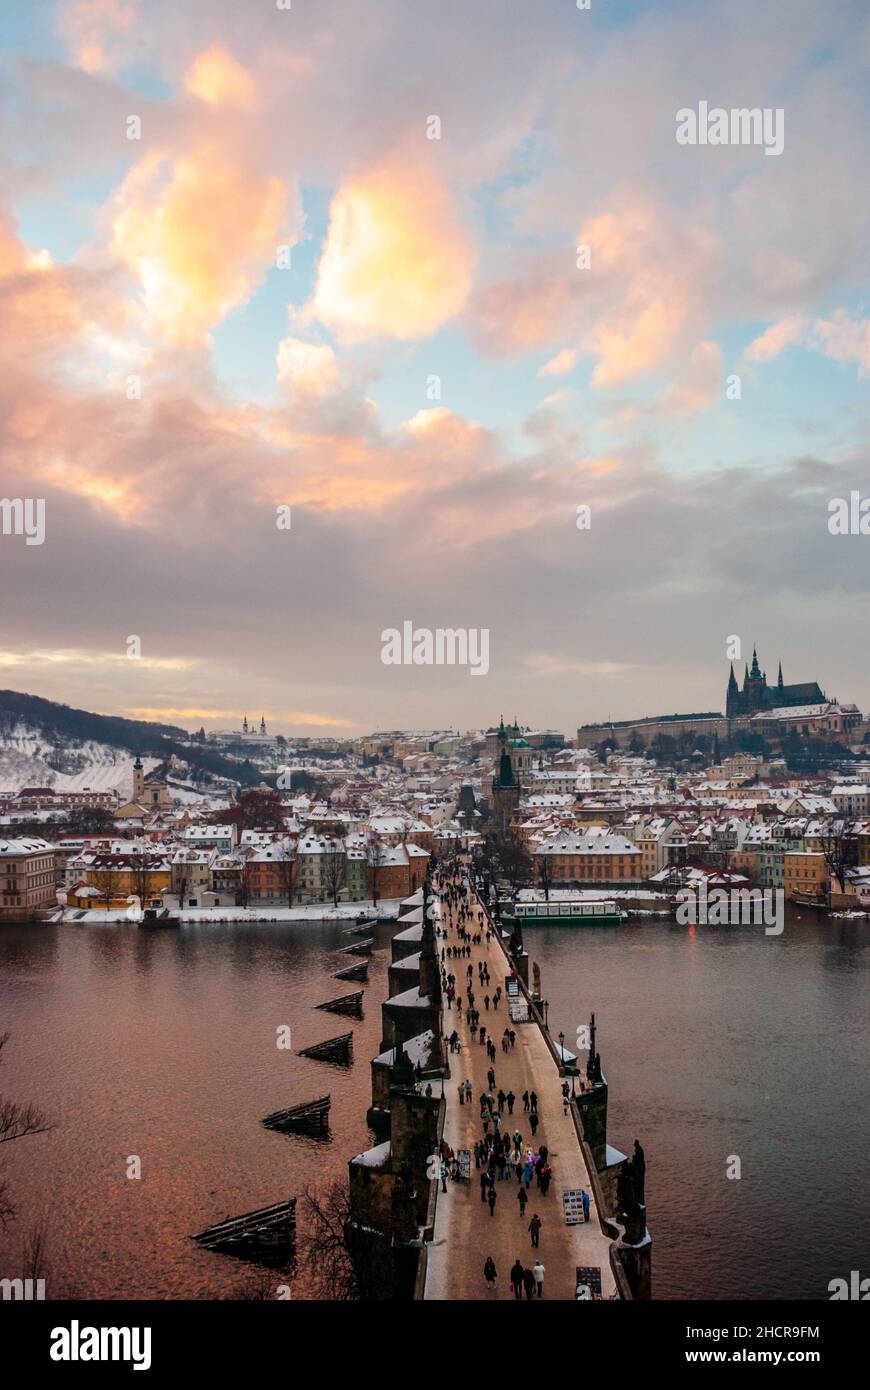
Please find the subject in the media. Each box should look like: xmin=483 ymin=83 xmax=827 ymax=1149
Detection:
xmin=0 ymin=837 xmax=57 ymax=918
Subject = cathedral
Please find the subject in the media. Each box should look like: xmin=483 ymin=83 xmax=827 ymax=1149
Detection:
xmin=726 ymin=648 xmax=826 ymax=719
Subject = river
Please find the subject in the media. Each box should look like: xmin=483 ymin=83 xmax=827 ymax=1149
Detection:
xmin=0 ymin=908 xmax=867 ymax=1299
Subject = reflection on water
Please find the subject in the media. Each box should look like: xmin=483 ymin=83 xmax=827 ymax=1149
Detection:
xmin=0 ymin=919 xmax=391 ymax=1300
xmin=533 ymin=908 xmax=870 ymax=1300
xmin=1 ymin=910 xmax=868 ymax=1299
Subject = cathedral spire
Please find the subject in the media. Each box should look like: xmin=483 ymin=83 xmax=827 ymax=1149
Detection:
xmin=778 ymin=661 xmax=783 ymax=688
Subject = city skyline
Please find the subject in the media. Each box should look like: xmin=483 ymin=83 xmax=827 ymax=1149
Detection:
xmin=1 ymin=0 xmax=869 ymax=734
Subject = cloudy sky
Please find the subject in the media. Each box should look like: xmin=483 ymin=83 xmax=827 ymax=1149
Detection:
xmin=0 ymin=0 xmax=868 ymax=736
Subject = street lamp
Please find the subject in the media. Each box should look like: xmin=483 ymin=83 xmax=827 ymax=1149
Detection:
xmin=558 ymin=1030 xmax=565 ymax=1062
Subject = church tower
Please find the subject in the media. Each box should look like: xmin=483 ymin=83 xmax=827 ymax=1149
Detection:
xmin=132 ymin=754 xmax=144 ymax=804
xmin=491 ymin=716 xmax=521 ymax=835
xmin=726 ymin=663 xmax=739 ymax=718
xmin=742 ymin=646 xmax=766 ymax=713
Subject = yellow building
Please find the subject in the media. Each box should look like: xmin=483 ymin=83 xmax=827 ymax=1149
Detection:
xmin=783 ymin=851 xmax=827 ymax=901
xmin=73 ymin=853 xmax=171 ymax=909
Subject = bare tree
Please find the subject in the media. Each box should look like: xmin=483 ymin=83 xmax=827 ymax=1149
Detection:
xmin=88 ymin=866 xmax=116 ymax=913
xmin=497 ymin=831 xmax=532 ymax=892
xmin=820 ymin=817 xmax=858 ymax=896
xmin=538 ymin=852 xmax=553 ymax=902
xmin=366 ymin=835 xmax=388 ymax=907
xmin=0 ymin=1032 xmax=53 ymax=1225
xmin=322 ymin=845 xmax=346 ymax=908
xmin=300 ymin=1179 xmax=396 ymax=1301
xmin=275 ymin=840 xmax=296 ymax=906
xmin=129 ymin=847 xmax=154 ymax=906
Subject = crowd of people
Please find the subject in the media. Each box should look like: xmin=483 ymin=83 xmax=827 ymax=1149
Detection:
xmin=434 ymin=860 xmax=589 ymax=1299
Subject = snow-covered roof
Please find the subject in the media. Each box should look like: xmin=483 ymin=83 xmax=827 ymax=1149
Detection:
xmin=350 ymin=1139 xmax=392 ymax=1168
xmin=0 ymin=836 xmax=54 ymax=855
xmin=373 ymin=1029 xmax=435 ymax=1067
xmin=535 ymin=829 xmax=641 ymax=856
xmin=385 ymin=986 xmax=431 ymax=1008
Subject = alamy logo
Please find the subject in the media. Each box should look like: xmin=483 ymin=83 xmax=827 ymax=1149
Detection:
xmin=0 ymin=497 xmax=45 ymax=546
xmin=828 ymin=491 xmax=870 ymax=535
xmin=50 ymin=1320 xmax=152 ymax=1371
xmin=675 ymin=102 xmax=784 ymax=156
xmin=381 ymin=622 xmax=490 ymax=677
xmin=0 ymin=1277 xmax=45 ymax=1299
xmin=828 ymin=1270 xmax=870 ymax=1299
xmin=675 ymin=884 xmax=784 ymax=935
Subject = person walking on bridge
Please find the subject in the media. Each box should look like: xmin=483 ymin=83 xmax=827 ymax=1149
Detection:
xmin=510 ymin=1258 xmax=524 ymax=1301
xmin=487 ymin=1186 xmax=497 ymax=1217
xmin=528 ymin=1213 xmax=542 ymax=1248
xmin=533 ymin=1259 xmax=545 ymax=1298
xmin=522 ymin=1265 xmax=535 ymax=1300
xmin=517 ymin=1185 xmax=528 ymax=1218
xmin=483 ymin=1256 xmax=497 ymax=1291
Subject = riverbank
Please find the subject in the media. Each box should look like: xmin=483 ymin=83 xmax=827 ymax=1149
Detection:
xmin=46 ymin=898 xmax=402 ymax=926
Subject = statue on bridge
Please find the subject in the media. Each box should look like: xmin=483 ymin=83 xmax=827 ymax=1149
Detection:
xmin=586 ymin=1013 xmax=604 ymax=1086
xmin=617 ymin=1139 xmax=647 ymax=1221
xmin=632 ymin=1139 xmax=646 ymax=1207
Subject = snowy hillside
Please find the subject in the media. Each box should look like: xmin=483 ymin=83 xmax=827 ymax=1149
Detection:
xmin=0 ymin=723 xmax=158 ymax=795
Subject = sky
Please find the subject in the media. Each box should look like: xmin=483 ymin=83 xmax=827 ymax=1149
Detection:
xmin=0 ymin=0 xmax=868 ymax=737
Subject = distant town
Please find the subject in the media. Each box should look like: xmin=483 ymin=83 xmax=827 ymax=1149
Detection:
xmin=3 ymin=650 xmax=869 ymax=921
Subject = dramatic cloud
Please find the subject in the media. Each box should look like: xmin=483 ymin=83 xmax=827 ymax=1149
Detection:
xmin=1 ymin=0 xmax=868 ymax=731
xmin=110 ymin=147 xmax=291 ymax=343
xmin=309 ymin=149 xmax=476 ymax=342
xmin=184 ymin=46 xmax=257 ymax=108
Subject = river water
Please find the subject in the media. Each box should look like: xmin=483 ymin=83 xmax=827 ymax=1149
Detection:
xmin=0 ymin=908 xmax=867 ymax=1299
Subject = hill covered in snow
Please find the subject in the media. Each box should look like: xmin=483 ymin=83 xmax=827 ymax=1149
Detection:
xmin=0 ymin=690 xmax=264 ymax=794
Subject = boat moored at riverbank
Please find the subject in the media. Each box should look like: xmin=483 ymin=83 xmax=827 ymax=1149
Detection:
xmin=501 ymin=898 xmax=628 ymax=927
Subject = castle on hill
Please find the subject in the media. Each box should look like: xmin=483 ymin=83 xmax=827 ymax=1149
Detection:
xmin=725 ymin=648 xmax=825 ymax=718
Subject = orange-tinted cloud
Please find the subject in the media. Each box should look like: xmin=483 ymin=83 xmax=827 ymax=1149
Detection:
xmin=185 ymin=46 xmax=257 ymax=108
xmin=745 ymin=316 xmax=806 ymax=362
xmin=276 ymin=335 xmax=341 ymax=398
xmin=58 ymin=0 xmax=136 ymax=74
xmin=471 ymin=203 xmax=718 ymax=390
xmin=111 ymin=146 xmax=290 ymax=342
xmin=539 ymin=347 xmax=578 ymax=377
xmin=309 ymin=149 xmax=475 ymax=341
xmin=578 ymin=207 xmax=710 ymax=388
